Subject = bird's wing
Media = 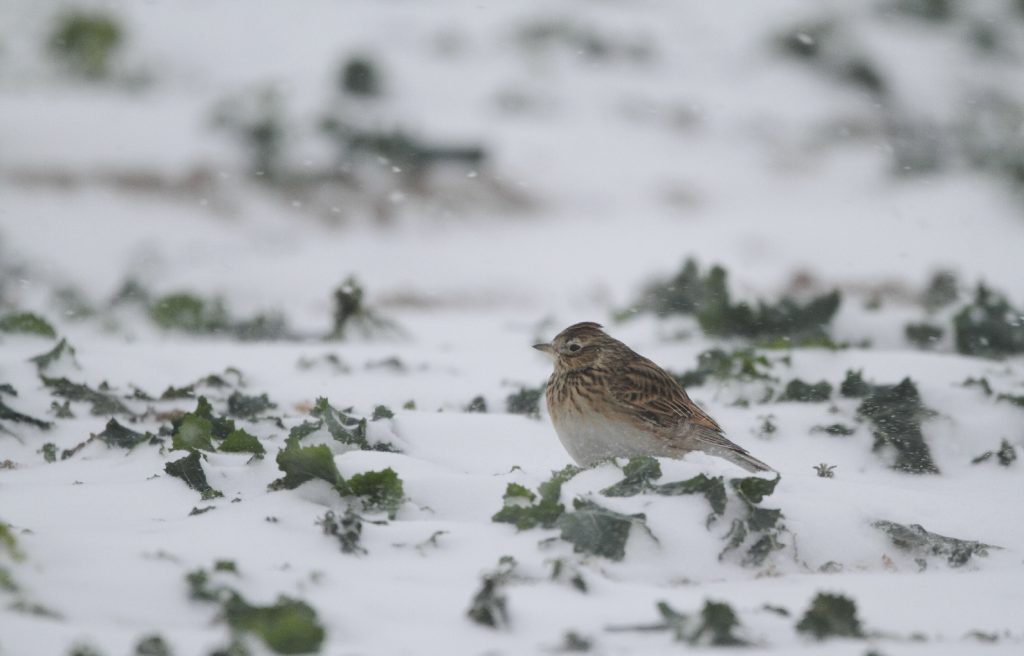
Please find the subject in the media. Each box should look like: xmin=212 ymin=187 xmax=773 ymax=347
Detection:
xmin=603 ymin=355 xmax=723 ymax=433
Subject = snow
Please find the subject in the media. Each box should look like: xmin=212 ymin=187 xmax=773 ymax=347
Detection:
xmin=2 ymin=1 xmax=1024 ymax=654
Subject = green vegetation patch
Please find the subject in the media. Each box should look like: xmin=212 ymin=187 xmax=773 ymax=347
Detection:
xmin=48 ymin=11 xmax=123 ymax=79
xmin=29 ymin=338 xmax=78 ymax=372
xmin=271 ymin=436 xmax=405 ymax=516
xmin=318 ymin=509 xmax=365 ymax=554
xmin=630 ymin=259 xmax=841 ymax=345
xmin=149 ymin=292 xmax=290 ymax=341
xmin=506 ymin=385 xmax=543 ymax=418
xmin=557 ymin=499 xmax=646 ymax=561
xmin=227 ymin=392 xmax=276 ymax=419
xmin=601 ymin=456 xmax=726 ymax=518
xmin=674 ymin=348 xmax=776 ymax=388
xmin=288 ymin=397 xmax=397 ymax=452
xmin=971 ymin=439 xmax=1017 ymax=467
xmin=328 ymin=277 xmax=397 ymax=340
xmin=953 ymin=285 xmax=1024 ymax=357
xmin=348 ymin=468 xmax=404 ymax=519
xmin=873 ymin=520 xmax=999 ymax=567
xmin=187 ymin=567 xmax=326 ymax=654
xmin=164 ymin=451 xmax=223 ymax=500
xmin=168 ymin=397 xmax=264 ymax=454
xmin=610 ymin=600 xmax=747 ymax=646
xmin=904 ymin=322 xmax=944 ymax=349
xmin=778 ymin=379 xmax=833 ymax=402
xmin=795 ymin=593 xmax=865 ymax=640
xmin=492 ymin=465 xmax=582 ymax=530
xmin=40 ymin=375 xmax=133 ymax=417
xmin=0 ymin=384 xmax=53 ymax=433
xmin=218 ymin=429 xmax=265 ymax=456
xmin=721 ymin=475 xmax=786 ymax=567
xmin=466 ymin=556 xmax=518 ymax=629
xmin=845 ymin=374 xmax=939 ymax=474
xmin=0 ymin=312 xmax=56 ymax=338
xmin=94 ymin=418 xmax=155 ymax=450
xmin=811 ymin=423 xmax=856 ymax=437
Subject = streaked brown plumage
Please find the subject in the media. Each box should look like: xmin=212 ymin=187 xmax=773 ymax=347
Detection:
xmin=533 ymin=322 xmax=773 ymax=472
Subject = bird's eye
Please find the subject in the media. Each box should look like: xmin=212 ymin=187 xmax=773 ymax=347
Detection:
xmin=568 ymin=343 xmax=582 ymax=353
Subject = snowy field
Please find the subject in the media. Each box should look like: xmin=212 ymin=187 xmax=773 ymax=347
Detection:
xmin=2 ymin=1 xmax=1024 ymax=654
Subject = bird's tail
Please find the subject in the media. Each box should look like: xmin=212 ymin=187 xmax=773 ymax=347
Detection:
xmin=692 ymin=427 xmax=775 ymax=473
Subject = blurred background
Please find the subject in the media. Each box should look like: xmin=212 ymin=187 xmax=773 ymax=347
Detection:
xmin=2 ymin=0 xmax=1024 ymax=347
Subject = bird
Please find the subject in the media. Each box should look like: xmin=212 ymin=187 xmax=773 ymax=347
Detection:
xmin=533 ymin=322 xmax=773 ymax=473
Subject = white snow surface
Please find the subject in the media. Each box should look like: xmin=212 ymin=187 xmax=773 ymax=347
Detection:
xmin=2 ymin=1 xmax=1024 ymax=654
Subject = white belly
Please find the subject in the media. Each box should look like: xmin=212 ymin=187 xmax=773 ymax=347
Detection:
xmin=550 ymin=408 xmax=675 ymax=466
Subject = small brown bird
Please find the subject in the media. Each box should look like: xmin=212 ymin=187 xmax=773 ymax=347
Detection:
xmin=534 ymin=322 xmax=773 ymax=472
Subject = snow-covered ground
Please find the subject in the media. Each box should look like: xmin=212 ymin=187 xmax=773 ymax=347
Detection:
xmin=2 ymin=1 xmax=1024 ymax=654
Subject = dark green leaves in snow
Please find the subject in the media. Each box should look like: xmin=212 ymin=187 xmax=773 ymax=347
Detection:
xmin=506 ymin=385 xmax=543 ymax=418
xmin=59 ymin=418 xmax=158 ymax=460
xmin=492 ymin=465 xmax=582 ymax=530
xmin=29 ymin=338 xmax=78 ymax=372
xmin=971 ymin=439 xmax=1017 ymax=467
xmin=227 ymin=391 xmax=276 ymax=419
xmin=841 ymin=371 xmax=938 ymax=474
xmin=493 ymin=465 xmax=645 ymax=561
xmin=612 ymin=600 xmax=747 ymax=646
xmin=0 ymin=312 xmax=56 ymax=338
xmin=674 ymin=347 xmax=776 ymax=388
xmin=171 ymin=397 xmax=264 ymax=456
xmin=318 ymin=509 xmax=365 ymax=554
xmin=601 ymin=457 xmax=727 ymax=519
xmin=149 ymin=291 xmax=290 ymax=341
xmin=873 ymin=520 xmax=999 ymax=568
xmin=795 ymin=593 xmax=864 ymax=640
xmin=271 ymin=436 xmax=405 ymax=519
xmin=0 ymin=383 xmax=53 ymax=433
xmin=777 ymin=378 xmax=833 ymax=402
xmin=721 ymin=475 xmax=786 ymax=567
xmin=289 ymin=397 xmax=397 ymax=452
xmin=953 ymin=284 xmax=1024 ymax=357
xmin=41 ymin=375 xmax=133 ymax=417
xmin=165 ymin=451 xmax=224 ymax=500
xmin=467 ymin=556 xmax=518 ymax=628
xmin=186 ymin=566 xmax=325 ymax=654
xmin=558 ymin=499 xmax=647 ymax=561
xmin=629 ymin=258 xmax=842 ymax=345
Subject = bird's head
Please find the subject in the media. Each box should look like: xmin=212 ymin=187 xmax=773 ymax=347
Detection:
xmin=533 ymin=321 xmax=611 ymax=371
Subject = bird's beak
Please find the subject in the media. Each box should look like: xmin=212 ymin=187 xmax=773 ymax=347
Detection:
xmin=532 ymin=342 xmax=554 ymax=355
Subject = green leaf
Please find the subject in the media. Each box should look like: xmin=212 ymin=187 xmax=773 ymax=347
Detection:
xmin=953 ymin=284 xmax=1024 ymax=357
xmin=730 ymin=475 xmax=780 ymax=504
xmin=95 ymin=418 xmax=151 ymax=450
xmin=0 ymin=394 xmax=53 ymax=432
xmin=856 ymin=377 xmax=938 ymax=474
xmin=223 ymin=594 xmax=326 ymax=654
xmin=0 ymin=312 xmax=56 ymax=338
xmin=873 ymin=520 xmax=999 ymax=567
xmin=29 ymin=338 xmax=78 ymax=371
xmin=40 ymin=375 xmax=133 ymax=416
xmin=492 ymin=465 xmax=581 ymax=530
xmin=371 ymin=404 xmax=394 ymax=420
xmin=656 ymin=474 xmax=728 ymax=516
xmin=172 ymin=415 xmax=216 ymax=452
xmin=219 ymin=429 xmax=265 ymax=455
xmin=556 ymin=499 xmax=644 ymax=561
xmin=795 ymin=593 xmax=864 ymax=640
xmin=227 ymin=391 xmax=276 ymax=419
xmin=690 ymin=600 xmax=747 ymax=646
xmin=272 ymin=443 xmax=347 ymax=493
xmin=778 ymin=379 xmax=833 ymax=402
xmin=347 ymin=468 xmax=404 ymax=519
xmin=318 ymin=509 xmax=365 ymax=554
xmin=466 ymin=556 xmax=517 ymax=628
xmin=312 ymin=397 xmax=369 ymax=449
xmin=506 ymin=386 xmax=543 ymax=418
xmin=164 ymin=451 xmax=223 ymax=498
